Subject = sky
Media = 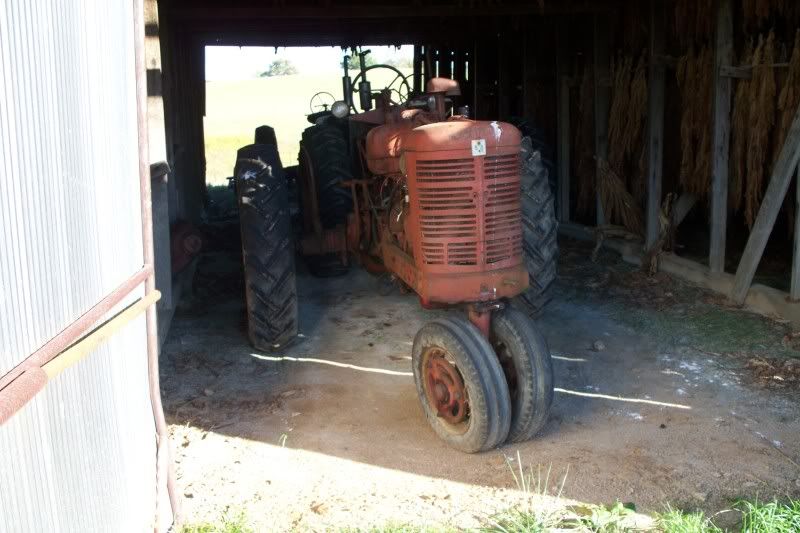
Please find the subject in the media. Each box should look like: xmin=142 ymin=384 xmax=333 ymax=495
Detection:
xmin=205 ymin=45 xmax=413 ymax=80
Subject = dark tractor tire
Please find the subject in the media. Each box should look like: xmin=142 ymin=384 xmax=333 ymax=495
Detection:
xmin=512 ymin=138 xmax=559 ymax=318
xmin=234 ymin=147 xmax=298 ymax=351
xmin=254 ymin=125 xmax=278 ymax=147
xmin=300 ymin=118 xmax=353 ymax=229
xmin=412 ymin=317 xmax=512 ymax=453
xmin=490 ymin=307 xmax=554 ymax=443
xmin=510 ymin=118 xmax=556 ymax=194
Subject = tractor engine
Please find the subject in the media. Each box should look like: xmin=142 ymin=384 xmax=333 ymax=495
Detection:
xmin=367 ymin=118 xmax=529 ymax=307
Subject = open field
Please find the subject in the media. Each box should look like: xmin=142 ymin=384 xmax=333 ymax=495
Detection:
xmin=204 ymin=70 xmax=411 ymax=185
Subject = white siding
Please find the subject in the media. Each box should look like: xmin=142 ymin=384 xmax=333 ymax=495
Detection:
xmin=0 ymin=0 xmax=157 ymax=531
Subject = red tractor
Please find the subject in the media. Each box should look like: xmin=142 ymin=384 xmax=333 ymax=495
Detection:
xmin=233 ymin=49 xmax=558 ymax=452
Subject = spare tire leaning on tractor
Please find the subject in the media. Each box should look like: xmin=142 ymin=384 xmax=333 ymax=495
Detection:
xmin=233 ymin=143 xmax=298 ymax=352
xmin=233 ymin=121 xmax=558 ymax=452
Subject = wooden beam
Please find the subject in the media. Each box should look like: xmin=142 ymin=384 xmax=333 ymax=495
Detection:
xmin=593 ymin=13 xmax=611 ymax=225
xmin=171 ymin=2 xmax=617 ymax=21
xmin=731 ymin=102 xmax=800 ymax=303
xmin=645 ymin=0 xmax=666 ymax=249
xmin=556 ymin=20 xmax=571 ymax=223
xmin=792 ymin=168 xmax=800 ymax=301
xmin=720 ymin=63 xmax=790 ymax=79
xmin=710 ymin=0 xmax=733 ymax=273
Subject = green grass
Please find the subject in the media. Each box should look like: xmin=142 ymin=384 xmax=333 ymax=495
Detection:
xmin=737 ymin=498 xmax=800 ymax=533
xmin=204 ymin=69 xmax=411 ymax=185
xmin=483 ymin=453 xmax=643 ymax=532
xmin=340 ymin=525 xmax=454 ymax=533
xmin=657 ymin=506 xmax=723 ymax=533
xmin=181 ymin=509 xmax=254 ymax=533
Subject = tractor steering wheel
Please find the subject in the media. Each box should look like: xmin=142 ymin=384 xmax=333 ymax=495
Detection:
xmin=309 ymin=91 xmax=337 ymax=113
xmin=350 ymin=65 xmax=412 ymax=113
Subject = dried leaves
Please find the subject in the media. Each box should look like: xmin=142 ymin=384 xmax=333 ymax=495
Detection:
xmin=606 ymin=51 xmax=649 ymax=208
xmin=597 ymin=158 xmax=644 ymax=235
xmin=675 ymin=0 xmax=714 ymax=47
xmin=745 ymin=32 xmax=777 ymax=227
xmin=677 ymin=46 xmax=713 ymax=197
xmin=773 ymin=30 xmax=800 ymax=170
xmin=743 ymin=0 xmax=800 ymax=32
xmin=730 ymin=40 xmax=755 ymax=212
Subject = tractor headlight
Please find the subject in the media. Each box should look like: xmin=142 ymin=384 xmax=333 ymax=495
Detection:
xmin=331 ymin=100 xmax=349 ymax=118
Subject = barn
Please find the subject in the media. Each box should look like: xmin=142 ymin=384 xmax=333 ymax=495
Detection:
xmin=1 ymin=0 xmax=799 ymax=530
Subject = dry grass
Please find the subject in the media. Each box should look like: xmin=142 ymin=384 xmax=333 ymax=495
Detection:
xmin=745 ymin=32 xmax=777 ymax=228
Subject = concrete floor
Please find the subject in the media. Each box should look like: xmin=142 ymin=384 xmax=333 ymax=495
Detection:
xmin=162 ymin=240 xmax=800 ymax=530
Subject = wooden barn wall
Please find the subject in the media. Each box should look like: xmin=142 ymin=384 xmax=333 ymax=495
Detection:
xmin=561 ymin=0 xmax=800 ymax=258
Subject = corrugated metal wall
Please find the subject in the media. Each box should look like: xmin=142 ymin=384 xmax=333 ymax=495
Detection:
xmin=0 ymin=1 xmax=158 ymax=531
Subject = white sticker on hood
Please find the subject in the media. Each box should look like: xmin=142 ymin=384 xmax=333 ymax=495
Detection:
xmin=471 ymin=139 xmax=486 ymax=156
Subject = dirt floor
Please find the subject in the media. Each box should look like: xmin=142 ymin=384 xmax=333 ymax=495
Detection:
xmin=162 ymin=236 xmax=800 ymax=531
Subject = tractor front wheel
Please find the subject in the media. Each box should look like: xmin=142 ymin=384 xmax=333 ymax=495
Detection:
xmin=412 ymin=318 xmax=511 ymax=453
xmin=490 ymin=307 xmax=553 ymax=443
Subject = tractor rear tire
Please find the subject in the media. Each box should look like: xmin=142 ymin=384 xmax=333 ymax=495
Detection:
xmin=234 ymin=146 xmax=298 ymax=351
xmin=512 ymin=138 xmax=559 ymax=318
xmin=300 ymin=119 xmax=353 ymax=229
xmin=510 ymin=119 xmax=556 ymax=193
xmin=254 ymin=125 xmax=278 ymax=147
xmin=412 ymin=317 xmax=512 ymax=453
xmin=490 ymin=308 xmax=554 ymax=443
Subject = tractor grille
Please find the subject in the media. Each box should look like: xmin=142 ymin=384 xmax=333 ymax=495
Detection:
xmin=417 ymin=159 xmax=478 ymax=265
xmin=414 ymin=154 xmax=521 ymax=268
xmin=484 ymin=154 xmax=523 ymax=264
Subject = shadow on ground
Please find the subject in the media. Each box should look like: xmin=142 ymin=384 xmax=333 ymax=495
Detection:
xmin=161 ymin=231 xmax=800 ymax=528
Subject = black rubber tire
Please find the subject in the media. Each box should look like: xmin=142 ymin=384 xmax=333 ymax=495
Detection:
xmin=254 ymin=125 xmax=278 ymax=147
xmin=300 ymin=118 xmax=353 ymax=229
xmin=490 ymin=307 xmax=554 ymax=443
xmin=412 ymin=317 xmax=511 ymax=453
xmin=234 ymin=145 xmax=298 ymax=351
xmin=512 ymin=138 xmax=559 ymax=318
xmin=509 ymin=118 xmax=556 ymax=194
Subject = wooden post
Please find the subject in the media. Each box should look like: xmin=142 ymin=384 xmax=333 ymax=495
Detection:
xmin=556 ymin=19 xmax=571 ymax=223
xmin=710 ymin=0 xmax=734 ymax=273
xmin=593 ymin=13 xmax=611 ymax=225
xmin=646 ymin=0 xmax=666 ymax=249
xmin=731 ymin=102 xmax=800 ymax=304
xmin=791 ymin=167 xmax=800 ymax=301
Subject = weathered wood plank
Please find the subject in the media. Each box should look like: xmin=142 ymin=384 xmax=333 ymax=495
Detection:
xmin=593 ymin=13 xmax=611 ymax=225
xmin=556 ymin=20 xmax=571 ymax=223
xmin=646 ymin=0 xmax=666 ymax=250
xmin=731 ymin=102 xmax=800 ymax=303
xmin=671 ymin=193 xmax=697 ymax=227
xmin=720 ymin=63 xmax=790 ymax=79
xmin=791 ymin=168 xmax=800 ymax=301
xmin=710 ymin=0 xmax=733 ymax=273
